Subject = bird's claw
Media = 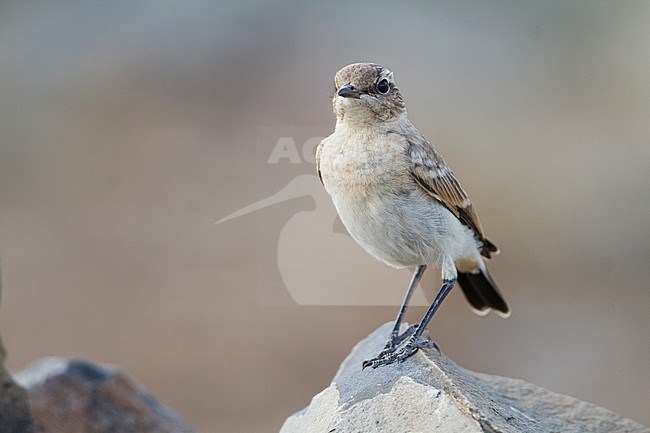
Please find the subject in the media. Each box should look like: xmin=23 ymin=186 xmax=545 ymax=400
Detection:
xmin=362 ymin=337 xmax=438 ymax=370
xmin=375 ymin=324 xmax=419 ymax=358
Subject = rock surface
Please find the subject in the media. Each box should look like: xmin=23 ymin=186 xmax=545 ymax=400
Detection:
xmin=14 ymin=358 xmax=196 ymax=433
xmin=0 ymin=336 xmax=33 ymax=433
xmin=0 ymin=263 xmax=34 ymax=433
xmin=280 ymin=322 xmax=650 ymax=433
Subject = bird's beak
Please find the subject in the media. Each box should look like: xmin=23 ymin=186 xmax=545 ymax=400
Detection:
xmin=337 ymin=85 xmax=362 ymax=99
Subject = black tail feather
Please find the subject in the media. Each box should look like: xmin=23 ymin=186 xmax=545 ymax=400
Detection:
xmin=457 ymin=270 xmax=510 ymax=317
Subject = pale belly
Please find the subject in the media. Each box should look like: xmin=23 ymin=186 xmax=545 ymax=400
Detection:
xmin=329 ymin=184 xmax=477 ymax=268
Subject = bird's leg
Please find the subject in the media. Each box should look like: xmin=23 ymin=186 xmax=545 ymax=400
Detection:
xmin=371 ymin=265 xmax=427 ymax=361
xmin=385 ymin=265 xmax=427 ymax=349
xmin=363 ymin=259 xmax=456 ymax=370
xmin=363 ymin=278 xmax=455 ymax=369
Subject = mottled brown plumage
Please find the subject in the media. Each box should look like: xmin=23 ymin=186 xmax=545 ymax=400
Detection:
xmin=407 ymin=130 xmax=499 ymax=258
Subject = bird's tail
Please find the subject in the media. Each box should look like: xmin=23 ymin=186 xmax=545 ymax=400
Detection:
xmin=457 ymin=269 xmax=510 ymax=318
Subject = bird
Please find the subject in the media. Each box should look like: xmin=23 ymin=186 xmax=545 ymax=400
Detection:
xmin=316 ymin=62 xmax=510 ymax=369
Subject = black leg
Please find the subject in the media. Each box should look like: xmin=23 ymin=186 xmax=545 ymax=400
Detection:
xmin=363 ymin=278 xmax=456 ymax=369
xmin=407 ymin=278 xmax=455 ymax=343
xmin=361 ymin=265 xmax=427 ymax=368
xmin=386 ymin=265 xmax=427 ymax=347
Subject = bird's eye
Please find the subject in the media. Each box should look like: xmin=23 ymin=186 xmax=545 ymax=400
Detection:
xmin=376 ymin=79 xmax=390 ymax=94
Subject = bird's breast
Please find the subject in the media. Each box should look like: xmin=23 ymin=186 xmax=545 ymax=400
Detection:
xmin=319 ymin=128 xmax=444 ymax=267
xmin=320 ymin=128 xmax=409 ymax=193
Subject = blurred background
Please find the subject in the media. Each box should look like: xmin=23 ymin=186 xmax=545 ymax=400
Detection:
xmin=1 ymin=1 xmax=649 ymax=432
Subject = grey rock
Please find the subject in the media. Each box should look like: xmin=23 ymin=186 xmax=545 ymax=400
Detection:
xmin=0 ymin=261 xmax=34 ymax=433
xmin=281 ymin=322 xmax=650 ymax=433
xmin=0 ymin=338 xmax=33 ymax=433
xmin=14 ymin=357 xmax=196 ymax=433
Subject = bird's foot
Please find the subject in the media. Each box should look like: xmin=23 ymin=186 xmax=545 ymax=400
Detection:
xmin=362 ymin=336 xmax=438 ymax=370
xmin=375 ymin=324 xmax=418 ymax=358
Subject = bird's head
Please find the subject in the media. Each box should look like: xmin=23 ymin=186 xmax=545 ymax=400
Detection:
xmin=332 ymin=62 xmax=406 ymax=125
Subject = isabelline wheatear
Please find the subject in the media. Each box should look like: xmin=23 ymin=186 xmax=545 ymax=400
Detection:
xmin=316 ymin=62 xmax=510 ymax=369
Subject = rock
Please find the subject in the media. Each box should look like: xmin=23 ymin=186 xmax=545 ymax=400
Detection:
xmin=0 ymin=261 xmax=193 ymax=433
xmin=280 ymin=322 xmax=650 ymax=433
xmin=0 ymin=261 xmax=34 ymax=433
xmin=0 ymin=338 xmax=33 ymax=433
xmin=13 ymin=358 xmax=196 ymax=433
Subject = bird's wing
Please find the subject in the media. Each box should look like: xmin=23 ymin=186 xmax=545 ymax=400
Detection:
xmin=407 ymin=132 xmax=498 ymax=258
xmin=316 ymin=140 xmax=324 ymax=185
